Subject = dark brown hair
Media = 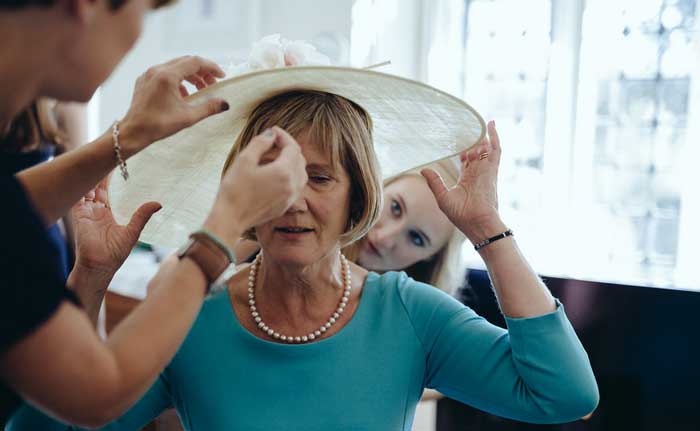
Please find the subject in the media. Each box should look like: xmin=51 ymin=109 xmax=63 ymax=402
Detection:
xmin=0 ymin=100 xmax=65 ymax=154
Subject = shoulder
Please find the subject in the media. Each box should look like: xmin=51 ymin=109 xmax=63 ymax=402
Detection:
xmin=369 ymin=271 xmax=465 ymax=315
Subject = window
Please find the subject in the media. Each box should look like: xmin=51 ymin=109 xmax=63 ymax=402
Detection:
xmin=424 ymin=0 xmax=700 ymax=289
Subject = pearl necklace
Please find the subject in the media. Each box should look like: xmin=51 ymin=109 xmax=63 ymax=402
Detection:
xmin=247 ymin=252 xmax=352 ymax=344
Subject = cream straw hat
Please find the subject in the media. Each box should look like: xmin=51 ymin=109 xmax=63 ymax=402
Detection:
xmin=110 ymin=38 xmax=485 ymax=248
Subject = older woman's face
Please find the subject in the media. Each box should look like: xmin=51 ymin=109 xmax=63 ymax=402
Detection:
xmin=358 ymin=175 xmax=453 ymax=272
xmin=254 ymin=132 xmax=351 ymax=266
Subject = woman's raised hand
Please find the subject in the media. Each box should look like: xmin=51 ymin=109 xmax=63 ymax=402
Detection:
xmin=422 ymin=120 xmax=507 ymax=245
xmin=118 ymin=56 xmax=229 ymax=158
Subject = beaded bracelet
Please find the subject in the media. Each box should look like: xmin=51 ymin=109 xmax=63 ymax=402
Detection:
xmin=474 ymin=229 xmax=513 ymax=251
xmin=112 ymin=121 xmax=129 ymax=181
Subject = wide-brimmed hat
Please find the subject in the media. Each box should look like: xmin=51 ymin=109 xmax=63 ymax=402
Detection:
xmin=110 ymin=46 xmax=484 ymax=248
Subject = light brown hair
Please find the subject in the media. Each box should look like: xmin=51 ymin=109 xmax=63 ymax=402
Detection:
xmin=222 ymin=90 xmax=383 ymax=247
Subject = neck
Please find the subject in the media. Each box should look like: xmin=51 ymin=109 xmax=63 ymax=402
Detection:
xmin=255 ymin=249 xmax=346 ymax=321
xmin=0 ymin=11 xmax=60 ymax=131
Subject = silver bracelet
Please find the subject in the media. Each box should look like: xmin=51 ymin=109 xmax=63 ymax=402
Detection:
xmin=112 ymin=121 xmax=129 ymax=181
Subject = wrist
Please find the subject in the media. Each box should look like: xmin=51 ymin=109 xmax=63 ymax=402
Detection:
xmin=203 ymin=203 xmax=245 ymax=250
xmin=116 ymin=116 xmax=148 ymax=159
xmin=67 ymin=264 xmax=115 ymax=295
xmin=459 ymin=214 xmax=508 ymax=245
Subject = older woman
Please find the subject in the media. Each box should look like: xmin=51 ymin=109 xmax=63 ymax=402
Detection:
xmin=233 ymin=159 xmax=464 ymax=294
xmin=9 ymin=88 xmax=598 ymax=431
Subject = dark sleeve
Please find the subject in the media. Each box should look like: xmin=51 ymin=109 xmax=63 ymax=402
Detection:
xmin=0 ymin=175 xmax=77 ymax=355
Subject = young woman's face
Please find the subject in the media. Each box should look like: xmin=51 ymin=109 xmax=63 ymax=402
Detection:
xmin=357 ymin=175 xmax=453 ymax=272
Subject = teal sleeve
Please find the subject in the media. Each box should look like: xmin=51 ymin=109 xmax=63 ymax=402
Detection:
xmin=394 ymin=272 xmax=599 ymax=424
xmin=5 ymin=374 xmax=173 ymax=431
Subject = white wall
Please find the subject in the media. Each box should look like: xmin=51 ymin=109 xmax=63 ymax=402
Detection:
xmin=93 ymin=0 xmax=354 ymax=135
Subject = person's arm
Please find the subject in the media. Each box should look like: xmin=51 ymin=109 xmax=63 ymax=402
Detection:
xmin=420 ymin=121 xmax=598 ymax=421
xmin=6 ymin=369 xmax=174 ymax=431
xmin=0 ymin=256 xmax=206 ymax=428
xmin=422 ymin=121 xmax=554 ymax=318
xmin=397 ymin=276 xmax=598 ymax=424
xmin=17 ymin=56 xmax=228 ymax=227
xmin=1 ymin=123 xmax=307 ymax=428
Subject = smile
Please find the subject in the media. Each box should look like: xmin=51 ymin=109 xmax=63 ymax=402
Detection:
xmin=275 ymin=227 xmax=314 ymax=234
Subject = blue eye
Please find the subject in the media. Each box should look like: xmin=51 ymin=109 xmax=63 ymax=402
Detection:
xmin=390 ymin=200 xmax=402 ymax=217
xmin=409 ymin=230 xmax=425 ymax=247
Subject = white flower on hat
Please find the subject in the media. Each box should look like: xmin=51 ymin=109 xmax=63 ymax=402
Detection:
xmin=228 ymin=34 xmax=331 ymax=76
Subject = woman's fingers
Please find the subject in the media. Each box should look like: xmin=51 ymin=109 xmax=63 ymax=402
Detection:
xmin=421 ymin=168 xmax=449 ymax=201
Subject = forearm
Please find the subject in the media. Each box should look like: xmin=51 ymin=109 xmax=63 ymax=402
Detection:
xmin=462 ymin=218 xmax=555 ymax=318
xmin=98 ymin=257 xmax=206 ymax=418
xmin=66 ymin=267 xmax=114 ymax=327
xmin=16 ymin=127 xmax=140 ymax=227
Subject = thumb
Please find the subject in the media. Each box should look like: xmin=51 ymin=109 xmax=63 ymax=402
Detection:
xmin=244 ymin=129 xmax=280 ymax=162
xmin=127 ymin=202 xmax=162 ymax=236
xmin=421 ymin=169 xmax=449 ymax=200
xmin=189 ymin=98 xmax=229 ymax=125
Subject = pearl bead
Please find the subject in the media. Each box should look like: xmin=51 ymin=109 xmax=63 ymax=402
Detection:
xmin=246 ymin=252 xmax=352 ymax=344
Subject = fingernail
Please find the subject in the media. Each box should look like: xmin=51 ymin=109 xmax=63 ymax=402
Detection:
xmin=263 ymin=128 xmax=274 ymax=138
xmin=221 ymin=101 xmax=230 ymax=112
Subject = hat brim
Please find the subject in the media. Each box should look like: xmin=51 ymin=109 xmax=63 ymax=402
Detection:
xmin=110 ymin=66 xmax=485 ymax=248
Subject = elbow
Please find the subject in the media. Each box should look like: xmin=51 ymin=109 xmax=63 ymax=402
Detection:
xmin=58 ymin=395 xmax=124 ymax=430
xmin=59 ymin=361 xmax=128 ymax=428
xmin=549 ymin=378 xmax=600 ymax=423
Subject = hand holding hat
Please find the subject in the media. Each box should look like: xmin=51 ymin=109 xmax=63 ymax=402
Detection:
xmin=422 ymin=120 xmax=505 ymax=245
xmin=118 ymin=55 xmax=229 ymax=158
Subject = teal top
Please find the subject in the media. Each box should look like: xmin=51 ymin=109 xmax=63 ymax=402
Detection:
xmin=7 ymin=271 xmax=598 ymax=431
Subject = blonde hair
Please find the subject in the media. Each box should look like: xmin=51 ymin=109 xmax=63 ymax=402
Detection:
xmin=222 ymin=90 xmax=383 ymax=247
xmin=346 ymin=157 xmax=466 ymax=295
